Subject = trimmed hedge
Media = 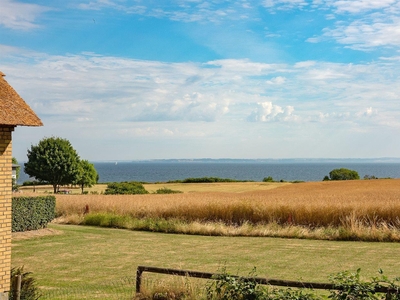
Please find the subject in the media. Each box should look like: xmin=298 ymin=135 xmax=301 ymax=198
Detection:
xmin=12 ymin=196 xmax=56 ymax=232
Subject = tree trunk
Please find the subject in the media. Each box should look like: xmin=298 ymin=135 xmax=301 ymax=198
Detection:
xmin=53 ymin=184 xmax=57 ymax=194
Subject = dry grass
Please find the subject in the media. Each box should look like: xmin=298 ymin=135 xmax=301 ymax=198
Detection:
xmin=51 ymin=179 xmax=400 ymax=241
xmin=17 ymin=181 xmax=287 ymax=194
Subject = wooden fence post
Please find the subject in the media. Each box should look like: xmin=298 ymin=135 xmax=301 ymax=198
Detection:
xmin=15 ymin=275 xmax=21 ymax=300
xmin=136 ymin=266 xmax=143 ymax=294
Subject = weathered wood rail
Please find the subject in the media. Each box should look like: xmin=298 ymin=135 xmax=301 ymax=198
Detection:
xmin=136 ymin=265 xmax=398 ymax=297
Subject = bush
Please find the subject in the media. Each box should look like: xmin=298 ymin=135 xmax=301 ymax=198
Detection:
xmin=154 ymin=187 xmax=183 ymax=194
xmin=263 ymin=176 xmax=274 ymax=182
xmin=324 ymin=168 xmax=360 ymax=181
xmin=167 ymin=177 xmax=252 ymax=183
xmin=206 ymin=268 xmax=400 ymax=300
xmin=206 ymin=267 xmax=319 ymax=300
xmin=22 ymin=181 xmax=44 ymax=186
xmin=9 ymin=266 xmax=41 ymax=300
xmin=206 ymin=267 xmax=262 ymax=300
xmin=12 ymin=196 xmax=56 ymax=232
xmin=104 ymin=181 xmax=149 ymax=195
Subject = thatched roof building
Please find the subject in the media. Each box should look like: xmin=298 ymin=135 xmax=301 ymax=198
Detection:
xmin=0 ymin=71 xmax=43 ymax=127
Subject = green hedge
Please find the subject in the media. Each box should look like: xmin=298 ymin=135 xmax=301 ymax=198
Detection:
xmin=12 ymin=196 xmax=56 ymax=232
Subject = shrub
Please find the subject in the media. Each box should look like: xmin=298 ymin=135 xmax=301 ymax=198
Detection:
xmin=206 ymin=267 xmax=320 ymax=300
xmin=324 ymin=168 xmax=360 ymax=181
xmin=206 ymin=267 xmax=262 ymax=300
xmin=154 ymin=188 xmax=183 ymax=194
xmin=263 ymin=176 xmax=274 ymax=182
xmin=329 ymin=268 xmax=377 ymax=300
xmin=167 ymin=177 xmax=252 ymax=183
xmin=364 ymin=175 xmax=378 ymax=180
xmin=9 ymin=266 xmax=41 ymax=300
xmin=22 ymin=181 xmax=43 ymax=186
xmin=104 ymin=181 xmax=149 ymax=195
xmin=12 ymin=196 xmax=56 ymax=232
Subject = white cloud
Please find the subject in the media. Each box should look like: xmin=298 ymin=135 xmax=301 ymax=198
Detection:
xmin=131 ymin=93 xmax=229 ymax=122
xmin=0 ymin=0 xmax=50 ymax=30
xmin=329 ymin=0 xmax=396 ymax=14
xmin=262 ymin=0 xmax=308 ymax=10
xmin=247 ymin=101 xmax=297 ymax=122
xmin=356 ymin=106 xmax=376 ymax=117
xmin=323 ymin=17 xmax=400 ymax=50
xmin=2 ymin=48 xmax=400 ymax=146
xmin=77 ymin=0 xmax=255 ymax=23
xmin=266 ymin=76 xmax=286 ymax=85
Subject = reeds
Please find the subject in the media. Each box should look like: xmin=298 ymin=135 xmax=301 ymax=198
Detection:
xmin=54 ymin=179 xmax=400 ymax=241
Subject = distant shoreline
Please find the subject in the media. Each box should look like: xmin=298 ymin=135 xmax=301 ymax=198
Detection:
xmin=93 ymin=158 xmax=400 ymax=163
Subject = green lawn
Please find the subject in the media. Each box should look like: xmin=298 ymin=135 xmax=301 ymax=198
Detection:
xmin=12 ymin=224 xmax=400 ymax=299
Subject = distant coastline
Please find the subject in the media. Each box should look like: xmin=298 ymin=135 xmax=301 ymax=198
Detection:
xmin=96 ymin=157 xmax=400 ymax=164
xmin=18 ymin=159 xmax=400 ymax=184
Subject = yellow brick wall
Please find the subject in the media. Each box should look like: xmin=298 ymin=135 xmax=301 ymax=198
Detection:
xmin=0 ymin=126 xmax=14 ymax=294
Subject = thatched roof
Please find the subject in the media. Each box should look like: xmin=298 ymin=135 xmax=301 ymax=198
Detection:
xmin=0 ymin=72 xmax=43 ymax=127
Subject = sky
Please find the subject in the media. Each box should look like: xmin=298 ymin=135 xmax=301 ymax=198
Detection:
xmin=1 ymin=0 xmax=400 ymax=161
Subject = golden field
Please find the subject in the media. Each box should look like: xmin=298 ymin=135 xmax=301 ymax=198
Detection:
xmin=52 ymin=179 xmax=399 ymax=234
xmin=18 ymin=179 xmax=400 ymax=240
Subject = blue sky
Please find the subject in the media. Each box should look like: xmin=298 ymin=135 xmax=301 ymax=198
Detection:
xmin=1 ymin=0 xmax=400 ymax=161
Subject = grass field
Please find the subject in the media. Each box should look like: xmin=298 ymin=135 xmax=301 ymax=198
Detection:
xmin=12 ymin=224 xmax=400 ymax=299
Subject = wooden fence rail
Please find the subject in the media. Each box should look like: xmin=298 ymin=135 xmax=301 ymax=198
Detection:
xmin=136 ymin=265 xmax=398 ymax=297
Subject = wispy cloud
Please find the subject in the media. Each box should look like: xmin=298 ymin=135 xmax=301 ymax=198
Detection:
xmin=262 ymin=0 xmax=309 ymax=10
xmin=76 ymin=0 xmax=255 ymax=23
xmin=329 ymin=0 xmax=397 ymax=14
xmin=0 ymin=0 xmax=50 ymax=30
xmin=322 ymin=16 xmax=400 ymax=50
xmin=2 ymin=47 xmax=399 ymax=134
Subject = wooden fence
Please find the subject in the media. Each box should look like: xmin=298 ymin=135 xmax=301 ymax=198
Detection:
xmin=136 ymin=265 xmax=398 ymax=297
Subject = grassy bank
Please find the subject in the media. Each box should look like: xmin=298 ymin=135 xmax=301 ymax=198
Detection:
xmin=52 ymin=179 xmax=400 ymax=241
xmin=12 ymin=224 xmax=400 ymax=299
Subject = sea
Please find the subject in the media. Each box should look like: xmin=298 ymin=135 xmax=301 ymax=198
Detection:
xmin=17 ymin=159 xmax=400 ymax=184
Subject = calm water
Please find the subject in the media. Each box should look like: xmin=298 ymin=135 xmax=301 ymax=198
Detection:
xmin=19 ymin=161 xmax=400 ymax=184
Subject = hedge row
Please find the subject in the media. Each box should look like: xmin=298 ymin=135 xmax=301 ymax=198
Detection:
xmin=12 ymin=196 xmax=56 ymax=232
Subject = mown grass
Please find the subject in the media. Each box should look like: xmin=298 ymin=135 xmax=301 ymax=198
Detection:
xmin=12 ymin=224 xmax=400 ymax=299
xmin=52 ymin=179 xmax=400 ymax=241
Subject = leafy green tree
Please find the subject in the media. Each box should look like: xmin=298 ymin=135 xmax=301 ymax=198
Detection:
xmin=12 ymin=157 xmax=20 ymax=191
xmin=75 ymin=160 xmax=98 ymax=194
xmin=325 ymin=168 xmax=360 ymax=181
xmin=12 ymin=157 xmax=20 ymax=180
xmin=24 ymin=137 xmax=81 ymax=193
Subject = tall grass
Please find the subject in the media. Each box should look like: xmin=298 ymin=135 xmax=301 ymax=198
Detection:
xmin=54 ymin=179 xmax=400 ymax=241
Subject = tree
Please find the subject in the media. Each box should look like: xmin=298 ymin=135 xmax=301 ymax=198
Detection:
xmin=24 ymin=137 xmax=81 ymax=193
xmin=75 ymin=160 xmax=98 ymax=194
xmin=325 ymin=168 xmax=360 ymax=181
xmin=12 ymin=157 xmax=20 ymax=180
xmin=12 ymin=157 xmax=20 ymax=191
